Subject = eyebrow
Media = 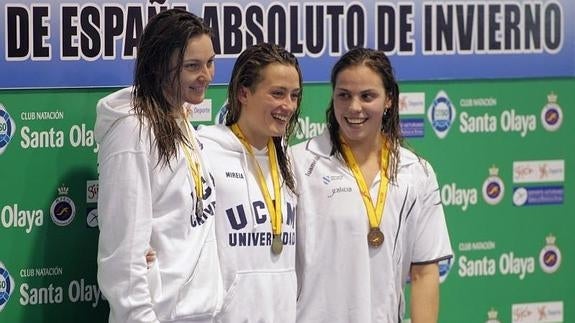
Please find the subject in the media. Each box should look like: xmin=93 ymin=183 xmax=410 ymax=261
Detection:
xmin=183 ymin=54 xmax=216 ymax=63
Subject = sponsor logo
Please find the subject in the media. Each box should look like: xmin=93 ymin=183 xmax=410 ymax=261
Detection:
xmin=513 ymin=160 xmax=564 ymax=184
xmin=0 ymin=261 xmax=15 ymax=312
xmin=540 ymin=92 xmax=562 ymax=132
xmin=485 ymin=307 xmax=501 ymax=323
xmin=428 ymin=90 xmax=456 ymax=139
xmin=50 ymin=184 xmax=76 ymax=226
xmin=188 ymin=99 xmax=212 ymax=122
xmin=0 ymin=103 xmax=16 ymax=155
xmin=539 ymin=234 xmax=561 ymax=274
xmin=399 ymin=92 xmax=425 ymax=115
xmin=512 ymin=301 xmax=563 ymax=323
xmin=86 ymin=208 xmax=98 ymax=228
xmin=512 ymin=187 xmax=529 ymax=206
xmin=86 ymin=180 xmax=99 ymax=228
xmin=322 ymin=175 xmax=344 ymax=185
xmin=513 ymin=186 xmax=564 ymax=206
xmin=327 ymin=186 xmax=353 ymax=198
xmin=400 ymin=118 xmax=425 ymax=138
xmin=86 ymin=180 xmax=98 ymax=204
xmin=482 ymin=166 xmax=504 ymax=205
xmin=513 ymin=159 xmax=564 ymax=206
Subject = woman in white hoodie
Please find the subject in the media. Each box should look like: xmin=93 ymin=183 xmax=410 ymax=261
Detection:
xmin=95 ymin=9 xmax=222 ymax=323
xmin=197 ymin=43 xmax=302 ymax=323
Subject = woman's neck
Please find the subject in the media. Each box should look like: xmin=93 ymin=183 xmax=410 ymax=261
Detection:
xmin=235 ymin=118 xmax=269 ymax=150
xmin=343 ymin=133 xmax=383 ymax=165
xmin=345 ymin=134 xmax=384 ymax=186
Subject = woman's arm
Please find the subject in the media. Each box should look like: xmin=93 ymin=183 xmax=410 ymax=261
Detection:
xmin=410 ymin=262 xmax=440 ymax=323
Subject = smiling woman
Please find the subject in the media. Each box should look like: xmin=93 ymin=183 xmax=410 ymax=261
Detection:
xmin=94 ymin=8 xmax=222 ymax=323
xmin=197 ymin=43 xmax=302 ymax=323
xmin=292 ymin=47 xmax=453 ymax=323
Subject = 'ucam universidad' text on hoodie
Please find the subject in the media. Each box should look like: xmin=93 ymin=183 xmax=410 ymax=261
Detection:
xmin=197 ymin=124 xmax=297 ymax=323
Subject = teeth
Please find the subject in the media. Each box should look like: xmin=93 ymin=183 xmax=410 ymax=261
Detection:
xmin=272 ymin=114 xmax=289 ymax=122
xmin=191 ymin=86 xmax=206 ymax=93
xmin=346 ymin=117 xmax=366 ymax=124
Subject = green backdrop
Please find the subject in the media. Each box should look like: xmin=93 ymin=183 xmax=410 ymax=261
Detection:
xmin=0 ymin=77 xmax=572 ymax=322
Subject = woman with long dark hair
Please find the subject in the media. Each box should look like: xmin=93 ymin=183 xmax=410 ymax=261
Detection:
xmin=95 ymin=9 xmax=222 ymax=323
xmin=292 ymin=47 xmax=453 ymax=323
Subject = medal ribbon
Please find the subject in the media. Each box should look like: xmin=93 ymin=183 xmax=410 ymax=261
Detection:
xmin=340 ymin=134 xmax=390 ymax=231
xmin=230 ymin=124 xmax=282 ymax=236
xmin=181 ymin=120 xmax=203 ymax=202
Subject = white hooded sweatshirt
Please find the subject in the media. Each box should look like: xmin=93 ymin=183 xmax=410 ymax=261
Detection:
xmin=292 ymin=131 xmax=453 ymax=323
xmin=197 ymin=124 xmax=297 ymax=323
xmin=95 ymin=87 xmax=222 ymax=323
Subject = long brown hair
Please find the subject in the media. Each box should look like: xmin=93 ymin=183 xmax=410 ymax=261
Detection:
xmin=326 ymin=47 xmax=403 ymax=182
xmin=225 ymin=43 xmax=303 ymax=192
xmin=132 ymin=8 xmax=212 ymax=166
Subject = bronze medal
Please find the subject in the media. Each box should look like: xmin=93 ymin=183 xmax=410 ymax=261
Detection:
xmin=271 ymin=234 xmax=283 ymax=255
xmin=367 ymin=227 xmax=384 ymax=247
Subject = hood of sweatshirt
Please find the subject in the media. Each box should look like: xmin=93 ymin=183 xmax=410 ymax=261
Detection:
xmin=196 ymin=123 xmax=245 ymax=153
xmin=94 ymin=86 xmax=134 ymax=144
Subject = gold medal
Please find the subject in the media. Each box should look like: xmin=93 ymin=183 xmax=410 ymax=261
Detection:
xmin=271 ymin=234 xmax=283 ymax=255
xmin=340 ymin=135 xmax=390 ymax=250
xmin=367 ymin=227 xmax=384 ymax=247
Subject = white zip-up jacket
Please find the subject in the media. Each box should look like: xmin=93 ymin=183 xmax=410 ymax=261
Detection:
xmin=197 ymin=124 xmax=297 ymax=323
xmin=292 ymin=131 xmax=453 ymax=323
xmin=95 ymin=87 xmax=222 ymax=323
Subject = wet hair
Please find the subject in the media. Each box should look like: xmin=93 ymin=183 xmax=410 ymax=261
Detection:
xmin=225 ymin=43 xmax=303 ymax=193
xmin=132 ymin=8 xmax=212 ymax=166
xmin=326 ymin=47 xmax=403 ymax=182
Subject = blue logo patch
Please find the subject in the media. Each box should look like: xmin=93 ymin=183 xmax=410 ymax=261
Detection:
xmin=50 ymin=184 xmax=76 ymax=226
xmin=427 ymin=91 xmax=456 ymax=139
xmin=400 ymin=118 xmax=425 ymax=138
xmin=540 ymin=92 xmax=562 ymax=132
xmin=0 ymin=103 xmax=16 ymax=155
xmin=0 ymin=261 xmax=14 ymax=311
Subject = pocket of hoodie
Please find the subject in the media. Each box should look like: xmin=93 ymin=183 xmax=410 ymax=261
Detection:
xmin=217 ymin=269 xmax=297 ymax=323
xmin=173 ymin=238 xmax=221 ymax=319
